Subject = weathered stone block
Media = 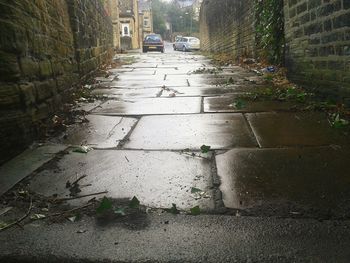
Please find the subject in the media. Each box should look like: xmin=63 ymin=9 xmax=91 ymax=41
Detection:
xmin=0 ymin=83 xmax=21 ymax=109
xmin=39 ymin=60 xmax=53 ymax=79
xmin=32 ymin=102 xmax=50 ymax=122
xmin=34 ymin=80 xmax=56 ymax=102
xmin=19 ymin=82 xmax=36 ymax=107
xmin=20 ymin=57 xmax=40 ymax=79
xmin=0 ymin=51 xmax=21 ymax=81
xmin=0 ymin=20 xmax=28 ymax=55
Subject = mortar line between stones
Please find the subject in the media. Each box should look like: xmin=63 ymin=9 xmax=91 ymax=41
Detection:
xmin=106 ymin=117 xmax=124 ymax=139
xmin=210 ymin=151 xmax=225 ymax=212
xmin=243 ymin=113 xmax=261 ymax=148
xmin=117 ymin=118 xmax=141 ymax=149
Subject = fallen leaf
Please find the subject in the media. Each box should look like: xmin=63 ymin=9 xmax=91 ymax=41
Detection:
xmin=68 ymin=214 xmax=81 ymax=222
xmin=30 ymin=214 xmax=46 ymax=220
xmin=114 ymin=207 xmax=126 ymax=216
xmin=232 ymin=99 xmax=246 ymax=109
xmin=191 ymin=187 xmax=202 ymax=194
xmin=73 ymin=146 xmax=93 ymax=153
xmin=190 ymin=206 xmax=201 ymax=216
xmin=165 ymin=203 xmax=180 ymax=214
xmin=96 ymin=197 xmax=113 ymax=214
xmin=200 ymin=145 xmax=211 ymax=153
xmin=129 ymin=196 xmax=140 ymax=208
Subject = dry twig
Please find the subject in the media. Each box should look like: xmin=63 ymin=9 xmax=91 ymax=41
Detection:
xmin=0 ymin=198 xmax=33 ymax=232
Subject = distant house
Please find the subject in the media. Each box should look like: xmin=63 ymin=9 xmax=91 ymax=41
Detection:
xmin=139 ymin=0 xmax=153 ymax=40
xmin=175 ymin=0 xmax=195 ymax=8
xmin=119 ymin=0 xmax=140 ymax=50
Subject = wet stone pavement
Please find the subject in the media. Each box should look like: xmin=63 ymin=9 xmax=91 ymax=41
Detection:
xmin=2 ymin=45 xmax=350 ymax=218
xmin=1 ymin=44 xmax=350 ymax=262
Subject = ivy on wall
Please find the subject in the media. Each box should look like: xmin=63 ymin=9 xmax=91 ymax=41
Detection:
xmin=255 ymin=0 xmax=285 ymax=65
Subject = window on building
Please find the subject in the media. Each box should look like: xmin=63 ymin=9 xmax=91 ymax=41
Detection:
xmin=121 ymin=24 xmax=130 ymax=37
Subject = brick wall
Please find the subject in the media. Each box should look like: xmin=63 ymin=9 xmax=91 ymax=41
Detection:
xmin=199 ymin=0 xmax=255 ymax=59
xmin=284 ymin=0 xmax=350 ymax=100
xmin=0 ymin=0 xmax=114 ymax=164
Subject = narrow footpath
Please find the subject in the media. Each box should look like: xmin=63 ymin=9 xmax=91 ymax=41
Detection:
xmin=1 ymin=43 xmax=350 ymax=262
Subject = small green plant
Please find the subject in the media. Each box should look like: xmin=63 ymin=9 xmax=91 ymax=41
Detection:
xmin=232 ymin=99 xmax=247 ymax=109
xmin=200 ymin=145 xmax=211 ymax=153
xmin=329 ymin=113 xmax=349 ymax=128
xmin=165 ymin=203 xmax=180 ymax=214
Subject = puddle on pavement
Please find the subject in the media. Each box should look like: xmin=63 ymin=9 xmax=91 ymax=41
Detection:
xmin=204 ymin=95 xmax=297 ymax=112
xmin=246 ymin=111 xmax=350 ymax=147
xmin=216 ymin=147 xmax=350 ymax=219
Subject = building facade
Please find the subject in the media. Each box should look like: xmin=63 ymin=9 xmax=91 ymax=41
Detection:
xmin=139 ymin=0 xmax=153 ymax=40
xmin=119 ymin=0 xmax=140 ymax=50
xmin=105 ymin=0 xmax=121 ymax=49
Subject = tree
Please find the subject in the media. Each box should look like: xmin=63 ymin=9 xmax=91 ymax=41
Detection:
xmin=151 ymin=0 xmax=167 ymax=36
xmin=151 ymin=0 xmax=199 ymax=38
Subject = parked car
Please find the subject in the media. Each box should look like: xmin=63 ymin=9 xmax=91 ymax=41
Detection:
xmin=173 ymin=37 xmax=200 ymax=52
xmin=143 ymin=34 xmax=164 ymax=53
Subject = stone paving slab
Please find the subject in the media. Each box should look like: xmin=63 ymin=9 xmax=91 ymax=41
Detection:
xmin=115 ymin=70 xmax=156 ymax=76
xmin=125 ymin=114 xmax=258 ymax=150
xmin=0 ymin=144 xmax=67 ymax=196
xmin=204 ymin=95 xmax=297 ymax=112
xmin=187 ymin=75 xmax=250 ymax=86
xmin=155 ymin=68 xmax=193 ymax=75
xmin=74 ymin=100 xmax=104 ymax=112
xmin=246 ymin=112 xmax=349 ymax=147
xmin=122 ymin=63 xmax=158 ymax=68
xmin=92 ymin=97 xmax=202 ymax=115
xmin=216 ymin=147 xmax=350 ymax=218
xmin=116 ymin=74 xmax=164 ymax=81
xmin=29 ymin=150 xmax=215 ymax=210
xmin=159 ymin=86 xmax=261 ymax=97
xmin=91 ymin=88 xmax=161 ymax=98
xmin=102 ymin=82 xmax=163 ymax=89
xmin=111 ymin=79 xmax=189 ymax=88
xmin=60 ymin=115 xmax=138 ymax=148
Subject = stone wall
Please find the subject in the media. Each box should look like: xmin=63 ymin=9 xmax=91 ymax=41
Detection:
xmin=199 ymin=0 xmax=255 ymax=59
xmin=0 ymin=0 xmax=114 ymax=164
xmin=67 ymin=0 xmax=114 ymax=78
xmin=199 ymin=0 xmax=350 ymax=101
xmin=284 ymin=0 xmax=350 ymax=100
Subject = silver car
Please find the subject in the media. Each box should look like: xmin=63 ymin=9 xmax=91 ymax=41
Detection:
xmin=173 ymin=37 xmax=200 ymax=52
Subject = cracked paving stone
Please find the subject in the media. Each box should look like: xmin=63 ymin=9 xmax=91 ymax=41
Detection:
xmin=60 ymin=115 xmax=138 ymax=148
xmin=216 ymin=147 xmax=350 ymax=218
xmin=92 ymin=97 xmax=201 ymax=115
xmin=29 ymin=150 xmax=215 ymax=210
xmin=124 ymin=114 xmax=258 ymax=150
